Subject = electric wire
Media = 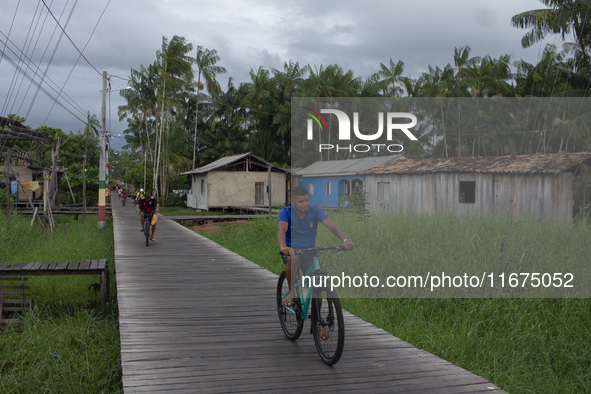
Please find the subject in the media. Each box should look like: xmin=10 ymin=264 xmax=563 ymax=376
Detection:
xmin=2 ymin=0 xmax=43 ymax=117
xmin=8 ymin=0 xmax=51 ymax=116
xmin=40 ymin=0 xmax=102 ymax=77
xmin=0 ymin=0 xmax=20 ymax=65
xmin=26 ymin=0 xmax=79 ymax=120
xmin=0 ymin=50 xmax=87 ymax=125
xmin=0 ymin=34 xmax=88 ymax=119
xmin=43 ymin=0 xmax=112 ymax=125
xmin=15 ymin=0 xmax=56 ymax=116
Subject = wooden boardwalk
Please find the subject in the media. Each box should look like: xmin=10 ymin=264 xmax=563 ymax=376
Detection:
xmin=112 ymin=198 xmax=507 ymax=393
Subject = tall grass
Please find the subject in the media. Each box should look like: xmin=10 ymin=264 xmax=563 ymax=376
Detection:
xmin=0 ymin=212 xmax=121 ymax=394
xmin=194 ymin=213 xmax=591 ymax=394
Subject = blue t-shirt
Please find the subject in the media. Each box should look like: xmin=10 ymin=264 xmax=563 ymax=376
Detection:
xmin=278 ymin=204 xmax=328 ymax=249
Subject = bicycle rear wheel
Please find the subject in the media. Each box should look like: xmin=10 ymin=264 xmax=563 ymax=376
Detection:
xmin=311 ymin=288 xmax=344 ymax=365
xmin=276 ymin=271 xmax=303 ymax=341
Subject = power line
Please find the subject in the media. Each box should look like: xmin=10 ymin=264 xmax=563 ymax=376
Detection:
xmin=40 ymin=0 xmax=102 ymax=76
xmin=26 ymin=0 xmax=79 ymax=120
xmin=43 ymin=0 xmax=113 ymax=124
xmin=0 ymin=33 xmax=88 ymax=118
xmin=16 ymin=0 xmax=58 ymax=116
xmin=0 ymin=0 xmax=20 ymax=65
xmin=0 ymin=49 xmax=87 ymax=124
xmin=9 ymin=0 xmax=50 ymax=116
xmin=2 ymin=0 xmax=43 ymax=116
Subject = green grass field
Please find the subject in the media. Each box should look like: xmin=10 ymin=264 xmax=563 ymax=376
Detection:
xmin=193 ymin=213 xmax=591 ymax=394
xmin=0 ymin=212 xmax=121 ymax=394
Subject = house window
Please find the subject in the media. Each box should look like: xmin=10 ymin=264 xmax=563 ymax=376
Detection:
xmin=326 ymin=182 xmax=331 ymax=195
xmin=352 ymin=179 xmax=364 ymax=195
xmin=378 ymin=182 xmax=390 ymax=201
xmin=201 ymin=179 xmax=205 ymax=194
xmin=344 ymin=181 xmax=350 ymax=196
xmin=309 ymin=183 xmax=314 ymax=195
xmin=459 ymin=181 xmax=475 ymax=203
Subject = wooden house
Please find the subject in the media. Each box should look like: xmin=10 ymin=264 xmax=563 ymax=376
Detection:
xmin=362 ymin=153 xmax=591 ymax=222
xmin=181 ymin=153 xmax=289 ymax=211
xmin=295 ymin=155 xmax=404 ymax=207
xmin=1 ymin=117 xmax=49 ymax=206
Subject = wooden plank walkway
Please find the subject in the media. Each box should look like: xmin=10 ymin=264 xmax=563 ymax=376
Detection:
xmin=112 ymin=196 xmax=507 ymax=393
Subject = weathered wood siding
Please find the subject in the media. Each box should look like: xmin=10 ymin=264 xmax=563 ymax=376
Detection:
xmin=366 ymin=172 xmax=573 ymax=221
xmin=190 ymin=171 xmax=286 ymax=209
xmin=189 ymin=174 xmax=209 ymax=210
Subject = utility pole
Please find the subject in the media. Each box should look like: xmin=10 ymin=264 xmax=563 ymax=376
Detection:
xmin=82 ymin=154 xmax=87 ymax=221
xmin=98 ymin=71 xmax=107 ymax=230
xmin=267 ymin=165 xmax=272 ymax=217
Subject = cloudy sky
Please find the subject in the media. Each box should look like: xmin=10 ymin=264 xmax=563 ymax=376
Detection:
xmin=0 ymin=0 xmax=551 ymax=150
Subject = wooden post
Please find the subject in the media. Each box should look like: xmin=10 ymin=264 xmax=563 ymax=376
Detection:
xmin=5 ymin=149 xmax=11 ymax=228
xmin=63 ymin=171 xmax=76 ymax=206
xmin=43 ymin=169 xmax=51 ymax=231
xmin=267 ymin=165 xmax=272 ymax=217
xmin=82 ymin=155 xmax=87 ymax=221
xmin=30 ymin=207 xmax=37 ymax=228
xmin=50 ymin=136 xmax=61 ymax=209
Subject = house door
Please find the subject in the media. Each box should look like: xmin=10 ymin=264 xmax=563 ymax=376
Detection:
xmin=255 ymin=182 xmax=264 ymax=206
xmin=378 ymin=182 xmax=390 ymax=211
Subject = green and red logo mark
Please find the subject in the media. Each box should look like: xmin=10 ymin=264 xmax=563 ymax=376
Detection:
xmin=304 ymin=107 xmax=328 ymax=131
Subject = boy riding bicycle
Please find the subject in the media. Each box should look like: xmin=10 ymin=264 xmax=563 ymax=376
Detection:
xmin=277 ymin=186 xmax=354 ymax=308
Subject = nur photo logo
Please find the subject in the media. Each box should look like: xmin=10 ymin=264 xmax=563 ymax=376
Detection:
xmin=304 ymin=106 xmax=418 ymax=153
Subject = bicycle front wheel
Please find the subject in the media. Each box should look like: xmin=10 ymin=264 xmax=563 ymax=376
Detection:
xmin=276 ymin=271 xmax=303 ymax=341
xmin=311 ymin=289 xmax=344 ymax=365
xmin=144 ymin=218 xmax=150 ymax=247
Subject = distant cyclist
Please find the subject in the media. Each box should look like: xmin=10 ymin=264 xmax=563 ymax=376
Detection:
xmin=134 ymin=188 xmax=145 ymax=204
xmin=137 ymin=191 xmax=159 ymax=242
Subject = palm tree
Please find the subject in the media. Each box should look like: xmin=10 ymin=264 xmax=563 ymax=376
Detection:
xmin=83 ymin=111 xmax=100 ymax=158
xmin=153 ymin=35 xmax=194 ymax=197
xmin=512 ymin=0 xmax=591 ymax=67
xmin=192 ymin=46 xmax=227 ymax=168
xmin=378 ymin=59 xmax=405 ymax=96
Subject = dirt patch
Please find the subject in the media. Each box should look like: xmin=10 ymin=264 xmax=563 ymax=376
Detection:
xmin=191 ymin=220 xmax=252 ymax=234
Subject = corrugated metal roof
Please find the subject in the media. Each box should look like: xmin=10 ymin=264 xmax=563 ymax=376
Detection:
xmin=363 ymin=153 xmax=591 ymax=175
xmin=180 ymin=152 xmax=290 ymax=175
xmin=298 ymin=155 xmax=404 ymax=177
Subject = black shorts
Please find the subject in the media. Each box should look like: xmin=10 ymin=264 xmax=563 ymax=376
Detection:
xmin=280 ymin=251 xmax=315 ymax=275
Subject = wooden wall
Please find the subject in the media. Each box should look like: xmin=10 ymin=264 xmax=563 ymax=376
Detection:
xmin=365 ymin=172 xmax=573 ymax=221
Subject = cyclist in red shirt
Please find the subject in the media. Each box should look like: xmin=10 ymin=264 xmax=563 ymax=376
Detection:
xmin=136 ymin=192 xmax=160 ymax=242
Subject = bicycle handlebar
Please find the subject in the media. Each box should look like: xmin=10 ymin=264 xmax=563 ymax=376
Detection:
xmin=292 ymin=245 xmax=348 ymax=255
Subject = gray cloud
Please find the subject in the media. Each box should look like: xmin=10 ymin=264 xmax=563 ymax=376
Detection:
xmin=0 ymin=0 xmax=546 ymax=139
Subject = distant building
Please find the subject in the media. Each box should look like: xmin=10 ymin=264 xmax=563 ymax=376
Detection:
xmin=0 ymin=116 xmax=49 ymax=207
xmin=362 ymin=153 xmax=591 ymax=222
xmin=296 ymin=155 xmax=404 ymax=207
xmin=181 ymin=152 xmax=289 ymax=211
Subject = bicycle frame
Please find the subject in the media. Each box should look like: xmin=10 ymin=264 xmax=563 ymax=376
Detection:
xmin=282 ymin=255 xmax=322 ymax=320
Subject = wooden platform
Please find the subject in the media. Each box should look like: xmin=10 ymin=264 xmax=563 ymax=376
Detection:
xmin=166 ymin=215 xmax=256 ymax=224
xmin=113 ymin=197 xmax=507 ymax=393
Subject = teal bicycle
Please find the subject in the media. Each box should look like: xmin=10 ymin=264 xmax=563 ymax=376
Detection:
xmin=277 ymin=246 xmax=347 ymax=365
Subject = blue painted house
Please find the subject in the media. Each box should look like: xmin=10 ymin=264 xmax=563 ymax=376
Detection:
xmin=295 ymin=156 xmax=404 ymax=207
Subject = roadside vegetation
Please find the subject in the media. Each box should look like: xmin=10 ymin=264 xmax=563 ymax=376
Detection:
xmin=0 ymin=212 xmax=121 ymax=394
xmin=194 ymin=213 xmax=591 ymax=394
